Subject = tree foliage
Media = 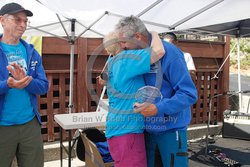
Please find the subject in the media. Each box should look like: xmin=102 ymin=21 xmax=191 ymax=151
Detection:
xmin=230 ymin=38 xmax=250 ymax=69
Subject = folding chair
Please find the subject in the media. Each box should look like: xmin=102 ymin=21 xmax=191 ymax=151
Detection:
xmin=81 ymin=133 xmax=113 ymax=167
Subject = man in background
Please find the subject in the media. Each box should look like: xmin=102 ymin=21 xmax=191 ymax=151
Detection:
xmin=0 ymin=3 xmax=48 ymax=167
xmin=164 ymin=32 xmax=196 ymax=81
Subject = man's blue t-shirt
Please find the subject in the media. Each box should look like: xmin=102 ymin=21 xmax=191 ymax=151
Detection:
xmin=0 ymin=42 xmax=34 ymax=125
xmin=105 ymin=48 xmax=151 ymax=138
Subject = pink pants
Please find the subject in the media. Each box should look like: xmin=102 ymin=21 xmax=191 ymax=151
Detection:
xmin=107 ymin=133 xmax=147 ymax=167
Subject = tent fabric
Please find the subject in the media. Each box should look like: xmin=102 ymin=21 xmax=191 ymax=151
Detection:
xmin=1 ymin=0 xmax=250 ymax=38
xmin=191 ymin=18 xmax=250 ymax=38
xmin=0 ymin=0 xmax=64 ymax=36
xmin=38 ymin=0 xmax=250 ymax=33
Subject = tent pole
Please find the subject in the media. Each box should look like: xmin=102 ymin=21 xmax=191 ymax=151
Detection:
xmin=136 ymin=0 xmax=163 ymax=17
xmin=56 ymin=14 xmax=70 ymax=39
xmin=95 ymin=54 xmax=111 ymax=112
xmin=27 ymin=19 xmax=69 ymax=31
xmin=76 ymin=12 xmax=107 ymax=39
xmin=27 ymin=25 xmax=68 ymax=41
xmin=69 ymin=19 xmax=76 ymax=113
xmin=75 ymin=20 xmax=104 ymax=37
xmin=211 ymin=43 xmax=237 ymax=80
xmin=237 ymin=38 xmax=242 ymax=112
xmin=192 ymin=27 xmax=238 ymax=37
xmin=96 ymin=86 xmax=107 ymax=112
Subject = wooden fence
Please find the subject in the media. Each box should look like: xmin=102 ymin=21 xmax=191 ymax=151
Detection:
xmin=39 ymin=37 xmax=230 ymax=142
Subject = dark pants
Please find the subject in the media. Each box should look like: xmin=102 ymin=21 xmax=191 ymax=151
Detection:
xmin=0 ymin=117 xmax=44 ymax=167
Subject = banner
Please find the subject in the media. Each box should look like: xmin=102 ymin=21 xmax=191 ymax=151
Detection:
xmin=22 ymin=36 xmax=43 ymax=56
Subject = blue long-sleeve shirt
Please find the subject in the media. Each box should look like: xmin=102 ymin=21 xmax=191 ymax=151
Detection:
xmin=143 ymin=41 xmax=198 ymax=134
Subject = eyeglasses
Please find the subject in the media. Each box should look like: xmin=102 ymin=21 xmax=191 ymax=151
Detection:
xmin=5 ymin=15 xmax=30 ymax=26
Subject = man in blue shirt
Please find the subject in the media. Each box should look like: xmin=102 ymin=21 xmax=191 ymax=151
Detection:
xmin=115 ymin=16 xmax=198 ymax=167
xmin=103 ymin=31 xmax=165 ymax=167
xmin=0 ymin=3 xmax=48 ymax=167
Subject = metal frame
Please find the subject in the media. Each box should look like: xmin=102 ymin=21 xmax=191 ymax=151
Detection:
xmin=170 ymin=0 xmax=224 ymax=29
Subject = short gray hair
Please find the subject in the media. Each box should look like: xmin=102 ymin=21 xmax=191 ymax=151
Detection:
xmin=115 ymin=15 xmax=149 ymax=38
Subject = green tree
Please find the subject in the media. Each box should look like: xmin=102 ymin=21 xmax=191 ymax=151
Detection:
xmin=230 ymin=38 xmax=250 ymax=69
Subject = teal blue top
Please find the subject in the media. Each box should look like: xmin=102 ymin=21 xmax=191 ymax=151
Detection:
xmin=105 ymin=48 xmax=151 ymax=138
xmin=0 ymin=42 xmax=34 ymax=125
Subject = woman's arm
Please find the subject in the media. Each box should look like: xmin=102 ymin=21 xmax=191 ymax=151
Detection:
xmin=150 ymin=31 xmax=165 ymax=64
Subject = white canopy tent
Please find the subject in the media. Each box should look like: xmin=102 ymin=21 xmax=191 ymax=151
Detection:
xmin=1 ymin=0 xmax=250 ymax=113
xmin=1 ymin=0 xmax=249 ymax=38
